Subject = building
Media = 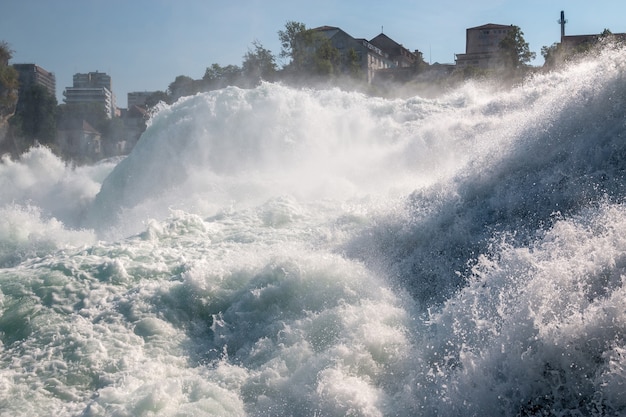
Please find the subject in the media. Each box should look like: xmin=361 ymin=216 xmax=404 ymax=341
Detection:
xmin=455 ymin=24 xmax=514 ymax=69
xmin=312 ymin=26 xmax=395 ymax=82
xmin=369 ymin=33 xmax=420 ymax=68
xmin=63 ymin=71 xmax=117 ymax=118
xmin=72 ymin=71 xmax=112 ymax=90
xmin=64 ymin=85 xmax=116 ymax=118
xmin=558 ymin=11 xmax=626 ymax=52
xmin=12 ymin=63 xmax=56 ymax=98
xmin=369 ymin=32 xmax=427 ymax=83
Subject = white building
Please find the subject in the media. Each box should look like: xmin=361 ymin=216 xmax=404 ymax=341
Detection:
xmin=63 ymin=71 xmax=117 ymax=118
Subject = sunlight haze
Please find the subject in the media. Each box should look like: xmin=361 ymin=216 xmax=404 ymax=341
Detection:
xmin=2 ymin=0 xmax=624 ymax=106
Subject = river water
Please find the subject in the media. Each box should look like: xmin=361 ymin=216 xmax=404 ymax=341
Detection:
xmin=1 ymin=47 xmax=626 ymax=416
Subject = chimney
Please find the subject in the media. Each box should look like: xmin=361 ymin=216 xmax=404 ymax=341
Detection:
xmin=558 ymin=11 xmax=567 ymax=43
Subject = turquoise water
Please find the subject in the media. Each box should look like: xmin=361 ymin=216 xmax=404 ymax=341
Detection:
xmin=1 ymin=47 xmax=626 ymax=416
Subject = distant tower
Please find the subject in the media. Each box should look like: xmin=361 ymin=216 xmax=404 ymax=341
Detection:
xmin=558 ymin=10 xmax=567 ymax=43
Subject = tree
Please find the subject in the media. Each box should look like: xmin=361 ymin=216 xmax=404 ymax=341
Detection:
xmin=498 ymin=26 xmax=536 ymax=70
xmin=99 ymin=116 xmax=125 ymax=154
xmin=278 ymin=21 xmax=307 ymax=69
xmin=0 ymin=40 xmax=13 ymax=66
xmin=600 ymin=28 xmax=613 ymax=39
xmin=168 ymin=75 xmax=197 ymax=101
xmin=541 ymin=29 xmax=612 ymax=69
xmin=0 ymin=41 xmax=18 ymax=119
xmin=202 ymin=64 xmax=242 ymax=90
xmin=10 ymin=84 xmax=57 ymax=145
xmin=598 ymin=29 xmax=625 ymax=48
xmin=242 ymin=40 xmax=277 ymax=84
xmin=144 ymin=90 xmax=170 ymax=108
xmin=541 ymin=42 xmax=565 ymax=68
xmin=344 ymin=48 xmax=362 ymax=78
xmin=278 ymin=21 xmax=344 ymax=78
xmin=312 ymin=38 xmax=340 ymax=76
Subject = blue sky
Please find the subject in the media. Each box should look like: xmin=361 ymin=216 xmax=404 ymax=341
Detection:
xmin=1 ymin=0 xmax=624 ymax=107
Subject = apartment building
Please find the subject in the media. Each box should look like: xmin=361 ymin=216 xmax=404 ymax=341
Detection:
xmin=63 ymin=71 xmax=117 ymax=118
xmin=13 ymin=63 xmax=56 ymax=98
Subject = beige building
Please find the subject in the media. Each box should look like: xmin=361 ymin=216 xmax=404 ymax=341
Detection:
xmin=455 ymin=24 xmax=514 ymax=69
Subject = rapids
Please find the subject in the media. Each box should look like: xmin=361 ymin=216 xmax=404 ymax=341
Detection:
xmin=1 ymin=46 xmax=626 ymax=416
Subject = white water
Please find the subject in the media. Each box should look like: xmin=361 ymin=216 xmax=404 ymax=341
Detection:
xmin=1 ymin=47 xmax=626 ymax=416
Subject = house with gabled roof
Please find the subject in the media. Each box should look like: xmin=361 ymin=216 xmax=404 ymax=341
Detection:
xmin=312 ymin=26 xmax=395 ymax=82
xmin=369 ymin=33 xmax=420 ymax=68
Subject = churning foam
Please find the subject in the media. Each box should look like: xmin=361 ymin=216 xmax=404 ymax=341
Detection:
xmin=1 ymin=45 xmax=626 ymax=416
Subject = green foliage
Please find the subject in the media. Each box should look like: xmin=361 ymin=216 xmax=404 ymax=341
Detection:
xmin=0 ymin=41 xmax=18 ymax=118
xmin=600 ymin=28 xmax=613 ymax=38
xmin=10 ymin=84 xmax=57 ymax=145
xmin=499 ymin=26 xmax=535 ymax=69
xmin=344 ymin=48 xmax=362 ymax=77
xmin=0 ymin=66 xmax=18 ymax=115
xmin=242 ymin=40 xmax=277 ymax=84
xmin=99 ymin=116 xmax=125 ymax=145
xmin=597 ymin=28 xmax=626 ymax=49
xmin=541 ymin=42 xmax=565 ymax=68
xmin=168 ymin=75 xmax=198 ymax=100
xmin=312 ymin=38 xmax=340 ymax=76
xmin=0 ymin=41 xmax=12 ymax=65
xmin=278 ymin=21 xmax=307 ymax=67
xmin=202 ymin=64 xmax=242 ymax=90
xmin=144 ymin=90 xmax=169 ymax=108
xmin=278 ymin=22 xmax=343 ymax=78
